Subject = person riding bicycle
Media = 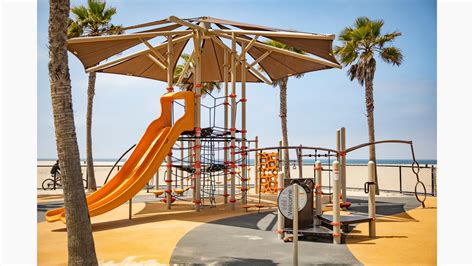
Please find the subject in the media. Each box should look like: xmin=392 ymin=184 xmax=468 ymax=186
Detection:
xmin=50 ymin=160 xmax=61 ymax=180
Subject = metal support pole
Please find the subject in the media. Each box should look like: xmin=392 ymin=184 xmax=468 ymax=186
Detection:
xmin=165 ymin=34 xmax=174 ymax=210
xmin=368 ymin=161 xmax=376 ymax=238
xmin=189 ymin=140 xmax=194 ymax=199
xmin=341 ymin=127 xmax=347 ymax=205
xmin=230 ymin=32 xmax=237 ymax=210
xmin=180 ymin=140 xmax=184 ymax=189
xmin=254 ymin=136 xmax=259 ymax=194
xmin=193 ymin=31 xmax=202 ymax=212
xmin=240 ymin=40 xmax=248 ymax=204
xmin=277 ymin=171 xmax=285 ymax=239
xmin=336 ymin=129 xmax=341 ymax=203
xmin=431 ymin=165 xmax=435 ymax=196
xmin=155 ymin=168 xmax=160 ymax=191
xmin=223 ymin=50 xmax=229 ymax=204
xmin=332 ymin=161 xmax=341 ymax=244
xmin=279 ymin=140 xmax=283 ymax=173
xmin=315 ymin=161 xmax=322 ymax=225
xmin=399 ymin=165 xmax=403 ymax=194
xmin=297 ymin=145 xmax=303 ymax=179
xmin=293 ymin=183 xmax=299 ymax=266
xmin=128 ymin=199 xmax=132 ymax=220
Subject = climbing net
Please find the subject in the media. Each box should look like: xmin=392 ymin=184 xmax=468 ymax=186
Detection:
xmin=154 ymin=89 xmax=251 ymax=207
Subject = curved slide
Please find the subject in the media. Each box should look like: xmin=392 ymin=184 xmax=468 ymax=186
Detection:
xmin=46 ymin=91 xmax=195 ymax=223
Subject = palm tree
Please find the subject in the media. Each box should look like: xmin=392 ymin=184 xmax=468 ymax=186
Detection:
xmin=68 ymin=0 xmax=122 ymax=192
xmin=334 ymin=17 xmax=403 ymax=194
xmin=173 ymin=53 xmax=222 ymax=95
xmin=48 ymin=0 xmax=98 ymax=264
xmin=264 ymin=40 xmax=304 ymax=178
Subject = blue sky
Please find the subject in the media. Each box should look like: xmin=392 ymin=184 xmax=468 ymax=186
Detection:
xmin=37 ymin=0 xmax=436 ymax=160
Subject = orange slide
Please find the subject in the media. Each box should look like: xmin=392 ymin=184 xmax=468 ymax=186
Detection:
xmin=45 ymin=91 xmax=195 ymax=223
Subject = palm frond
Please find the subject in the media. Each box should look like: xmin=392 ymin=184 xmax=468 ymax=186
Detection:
xmin=354 ymin=17 xmax=370 ymax=28
xmin=380 ymin=47 xmax=403 ymax=66
xmin=335 ymin=16 xmax=403 ymax=85
xmin=69 ymin=0 xmax=122 ymax=39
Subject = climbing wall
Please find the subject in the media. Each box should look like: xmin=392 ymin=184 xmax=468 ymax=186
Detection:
xmin=257 ymin=152 xmax=279 ymax=193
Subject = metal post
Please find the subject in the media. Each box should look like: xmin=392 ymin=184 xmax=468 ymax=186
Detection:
xmin=336 ymin=129 xmax=341 ymax=204
xmin=340 ymin=127 xmax=347 ymax=205
xmin=240 ymin=40 xmax=248 ymax=204
xmin=180 ymin=140 xmax=184 ymax=189
xmin=368 ymin=161 xmax=376 ymax=238
xmin=128 ymin=199 xmax=132 ymax=220
xmin=297 ymin=145 xmax=303 ymax=179
xmin=431 ymin=165 xmax=435 ymax=196
xmin=279 ymin=140 xmax=283 ymax=172
xmin=230 ymin=32 xmax=237 ymax=210
xmin=292 ymin=183 xmax=299 ymax=266
xmin=399 ymin=165 xmax=402 ymax=194
xmin=223 ymin=49 xmax=229 ymax=204
xmin=315 ymin=161 xmax=322 ymax=225
xmin=165 ymin=34 xmax=174 ymax=210
xmin=277 ymin=171 xmax=285 ymax=239
xmin=155 ymin=168 xmax=160 ymax=191
xmin=332 ymin=161 xmax=341 ymax=244
xmin=193 ymin=31 xmax=202 ymax=212
xmin=254 ymin=136 xmax=259 ymax=194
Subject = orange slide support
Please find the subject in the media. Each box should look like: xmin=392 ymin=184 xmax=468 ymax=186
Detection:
xmin=45 ymin=91 xmax=195 ymax=223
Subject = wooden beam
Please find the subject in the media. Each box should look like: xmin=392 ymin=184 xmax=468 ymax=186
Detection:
xmin=168 ymin=16 xmax=208 ymax=32
xmin=209 ymin=29 xmax=335 ymax=40
xmin=141 ymin=38 xmax=167 ymax=64
xmin=216 ymin=32 xmax=341 ymax=69
xmin=86 ymin=33 xmax=192 ymax=73
xmin=248 ymin=50 xmax=272 ymax=68
xmin=211 ymin=35 xmax=272 ymax=84
xmin=68 ymin=30 xmax=192 ymax=44
xmin=238 ymin=35 xmax=258 ymax=61
xmin=176 ymin=51 xmax=194 ymax=85
xmin=245 ymin=62 xmax=272 ymax=84
xmin=146 ymin=54 xmax=167 ymax=70
xmin=167 ymin=35 xmax=174 ymax=89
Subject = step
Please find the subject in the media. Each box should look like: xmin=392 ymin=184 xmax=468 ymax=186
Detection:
xmin=318 ymin=214 xmax=372 ymax=232
xmin=284 ymin=224 xmax=343 ymax=243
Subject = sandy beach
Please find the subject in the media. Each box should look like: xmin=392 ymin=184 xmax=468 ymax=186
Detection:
xmin=37 ymin=160 xmax=436 ymax=195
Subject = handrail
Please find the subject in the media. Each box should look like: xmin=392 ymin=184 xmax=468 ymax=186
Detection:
xmin=103 ymin=143 xmax=137 ymax=185
xmin=345 ymin=140 xmax=412 ymax=153
xmin=241 ymin=145 xmax=339 ymax=154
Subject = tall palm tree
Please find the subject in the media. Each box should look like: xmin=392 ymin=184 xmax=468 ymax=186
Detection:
xmin=68 ymin=0 xmax=122 ymax=192
xmin=334 ymin=17 xmax=403 ymax=194
xmin=173 ymin=53 xmax=222 ymax=95
xmin=48 ymin=0 xmax=98 ymax=264
xmin=264 ymin=40 xmax=304 ymax=178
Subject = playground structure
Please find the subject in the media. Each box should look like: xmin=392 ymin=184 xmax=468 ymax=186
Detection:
xmin=44 ymin=16 xmax=428 ymax=246
xmin=46 ymin=15 xmax=342 ymax=221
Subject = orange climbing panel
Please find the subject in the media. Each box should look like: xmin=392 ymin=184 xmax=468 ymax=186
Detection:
xmin=257 ymin=152 xmax=279 ymax=193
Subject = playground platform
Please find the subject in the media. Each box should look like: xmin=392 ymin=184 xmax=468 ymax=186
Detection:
xmin=37 ymin=193 xmax=436 ymax=265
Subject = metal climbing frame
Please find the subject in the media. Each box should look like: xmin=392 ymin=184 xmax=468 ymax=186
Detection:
xmin=241 ymin=139 xmax=428 ymax=208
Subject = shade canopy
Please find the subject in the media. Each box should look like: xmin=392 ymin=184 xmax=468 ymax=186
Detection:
xmin=67 ymin=16 xmax=341 ymax=84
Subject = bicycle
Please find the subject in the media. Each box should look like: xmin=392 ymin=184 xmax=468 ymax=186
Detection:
xmin=42 ymin=172 xmax=88 ymax=190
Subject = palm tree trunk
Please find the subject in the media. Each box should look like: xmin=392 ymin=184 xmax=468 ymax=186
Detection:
xmin=279 ymin=77 xmax=291 ymax=178
xmin=365 ymin=78 xmax=380 ymax=195
xmin=86 ymin=71 xmax=97 ymax=192
xmin=48 ymin=0 xmax=98 ymax=264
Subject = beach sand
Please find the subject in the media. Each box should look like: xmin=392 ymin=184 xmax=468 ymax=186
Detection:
xmin=37 ymin=161 xmax=435 ymax=195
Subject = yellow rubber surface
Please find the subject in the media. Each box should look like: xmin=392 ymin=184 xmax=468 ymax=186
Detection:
xmin=347 ymin=197 xmax=437 ymax=265
xmin=38 ymin=199 xmax=267 ymax=265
